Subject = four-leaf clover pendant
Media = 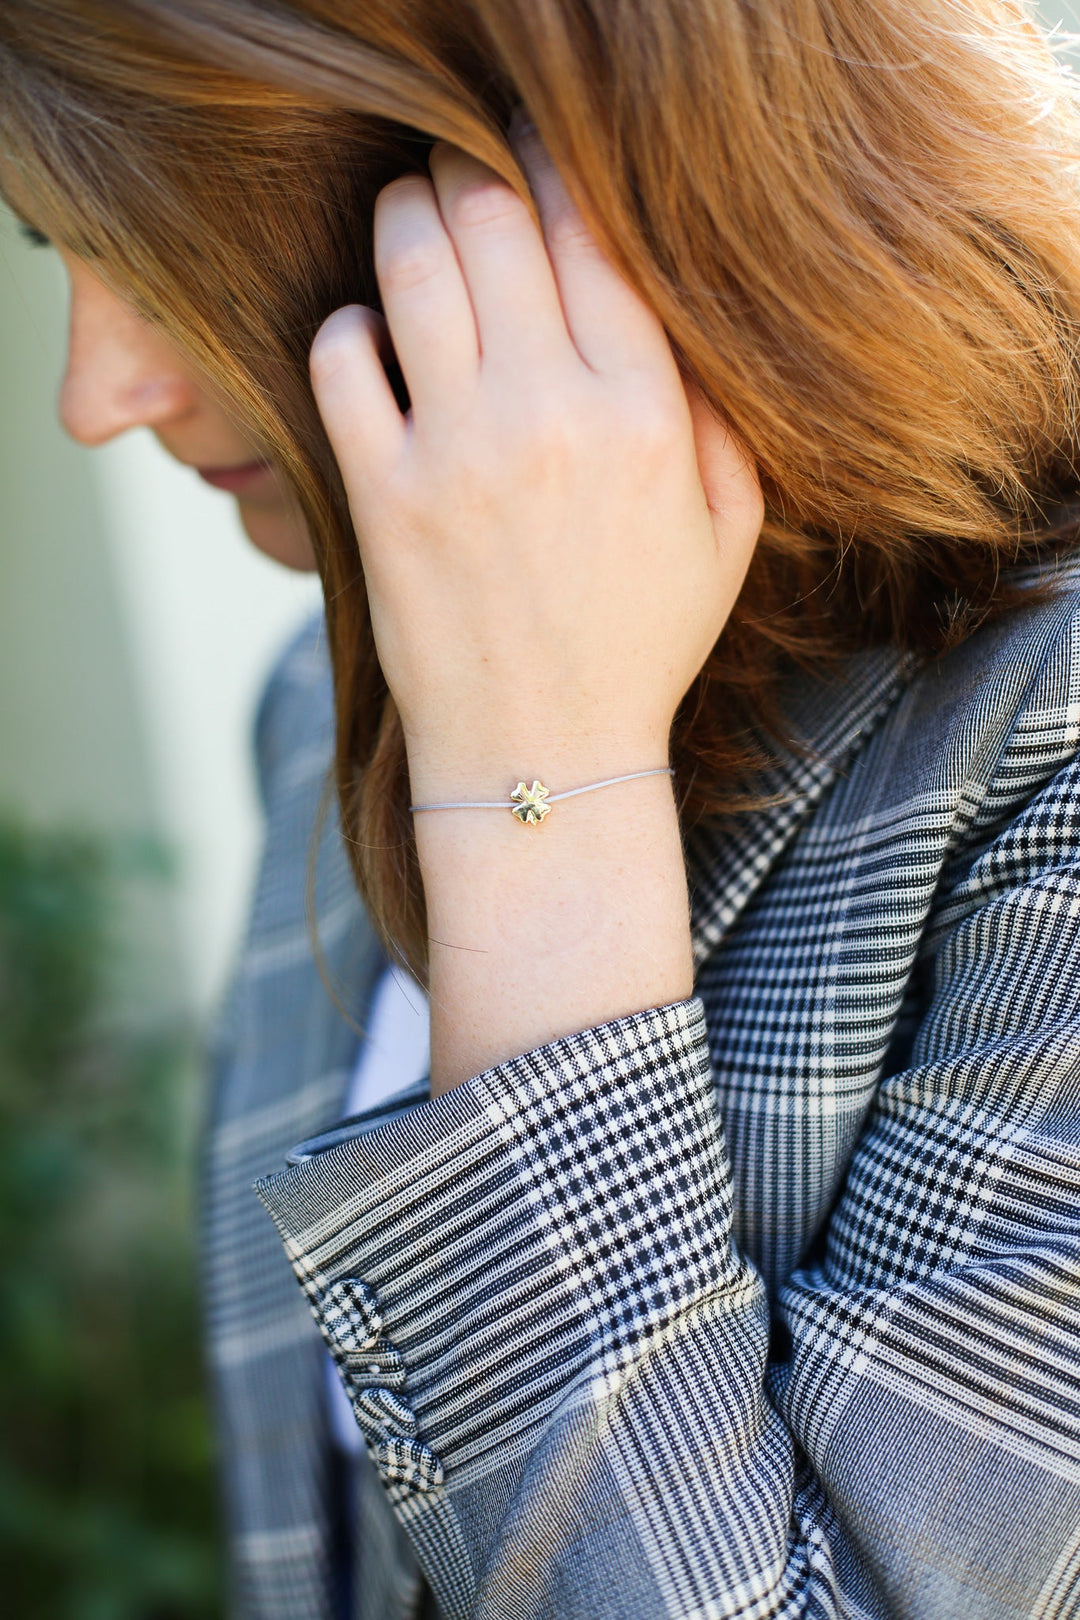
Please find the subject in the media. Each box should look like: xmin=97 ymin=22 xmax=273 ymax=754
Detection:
xmin=510 ymin=780 xmax=552 ymax=825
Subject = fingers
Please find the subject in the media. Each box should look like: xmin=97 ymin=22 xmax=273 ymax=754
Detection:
xmin=426 ymin=142 xmax=571 ymax=373
xmin=373 ymin=132 xmax=666 ymax=404
xmin=309 ymin=304 xmax=405 ymax=488
xmin=372 ymin=172 xmax=480 ymax=416
xmin=509 ymin=117 xmax=673 ymax=378
xmin=311 ymin=127 xmax=679 ymax=488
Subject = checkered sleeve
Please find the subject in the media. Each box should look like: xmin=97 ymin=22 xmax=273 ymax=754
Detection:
xmin=255 ymin=761 xmax=1080 ymax=1620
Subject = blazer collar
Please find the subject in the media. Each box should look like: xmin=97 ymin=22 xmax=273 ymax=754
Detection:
xmin=686 ymin=644 xmax=922 ymax=967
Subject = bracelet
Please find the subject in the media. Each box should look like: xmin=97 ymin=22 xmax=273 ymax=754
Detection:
xmin=409 ymin=767 xmax=674 ymax=826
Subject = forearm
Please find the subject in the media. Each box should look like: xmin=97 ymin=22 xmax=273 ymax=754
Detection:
xmin=412 ymin=758 xmax=693 ymax=1093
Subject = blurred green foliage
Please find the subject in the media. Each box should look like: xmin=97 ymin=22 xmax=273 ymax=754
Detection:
xmin=0 ymin=819 xmax=223 ymax=1619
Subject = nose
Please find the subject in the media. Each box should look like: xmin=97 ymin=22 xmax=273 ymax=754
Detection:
xmin=58 ymin=257 xmax=200 ymax=447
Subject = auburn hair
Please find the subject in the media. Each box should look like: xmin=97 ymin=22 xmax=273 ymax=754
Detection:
xmin=2 ymin=0 xmax=1079 ymax=981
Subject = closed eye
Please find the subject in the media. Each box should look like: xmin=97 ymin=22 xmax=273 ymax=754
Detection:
xmin=17 ymin=220 xmax=50 ymax=249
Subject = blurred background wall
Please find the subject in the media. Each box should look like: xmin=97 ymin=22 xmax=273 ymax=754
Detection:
xmin=0 ymin=210 xmax=320 ymax=1019
xmin=0 ymin=206 xmax=319 ymax=1619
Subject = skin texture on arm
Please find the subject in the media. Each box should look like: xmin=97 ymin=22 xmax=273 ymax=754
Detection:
xmin=414 ymin=769 xmax=693 ymax=1091
xmin=309 ymin=125 xmax=764 ymax=1091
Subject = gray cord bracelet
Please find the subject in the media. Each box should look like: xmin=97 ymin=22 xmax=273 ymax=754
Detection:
xmin=409 ymin=767 xmax=674 ymax=826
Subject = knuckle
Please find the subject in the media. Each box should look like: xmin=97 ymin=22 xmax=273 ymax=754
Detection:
xmin=377 ymin=237 xmax=446 ymax=296
xmin=544 ymin=205 xmax=596 ymax=258
xmin=374 ymin=174 xmax=449 ymax=295
xmin=448 ymin=177 xmax=526 ymax=234
xmin=511 ymin=396 xmax=577 ymax=469
xmin=381 ymin=478 xmax=422 ymax=533
xmin=536 ymin=400 xmax=577 ymax=455
xmin=734 ymin=474 xmax=766 ymax=536
xmin=623 ymin=392 xmax=681 ymax=456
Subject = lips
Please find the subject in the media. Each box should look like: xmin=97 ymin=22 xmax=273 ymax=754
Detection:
xmin=195 ymin=460 xmax=274 ymax=494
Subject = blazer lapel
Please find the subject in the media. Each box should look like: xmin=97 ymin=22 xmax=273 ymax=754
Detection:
xmin=202 ymin=675 xmax=387 ymax=1619
xmin=687 ymin=645 xmax=921 ymax=967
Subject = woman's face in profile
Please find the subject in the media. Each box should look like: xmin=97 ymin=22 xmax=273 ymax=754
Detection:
xmin=49 ymin=240 xmax=317 ymax=571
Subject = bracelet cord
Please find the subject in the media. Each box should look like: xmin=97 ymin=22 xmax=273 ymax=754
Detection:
xmin=409 ymin=766 xmax=673 ymax=814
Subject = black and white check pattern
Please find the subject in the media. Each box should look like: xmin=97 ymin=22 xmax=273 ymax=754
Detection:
xmin=321 ymin=1279 xmax=384 ymax=1354
xmin=210 ymin=559 xmax=1080 ymax=1618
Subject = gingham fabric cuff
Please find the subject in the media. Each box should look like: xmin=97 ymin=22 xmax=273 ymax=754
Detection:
xmin=256 ymin=995 xmax=748 ymax=1497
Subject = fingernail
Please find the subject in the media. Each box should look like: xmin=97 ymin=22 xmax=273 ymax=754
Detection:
xmin=507 ymin=102 xmax=537 ymax=145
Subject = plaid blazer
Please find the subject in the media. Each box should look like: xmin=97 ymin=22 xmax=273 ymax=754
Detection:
xmin=205 ymin=560 xmax=1080 ymax=1620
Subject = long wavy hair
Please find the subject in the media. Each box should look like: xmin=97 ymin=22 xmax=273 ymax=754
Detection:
xmin=2 ymin=0 xmax=1080 ymax=981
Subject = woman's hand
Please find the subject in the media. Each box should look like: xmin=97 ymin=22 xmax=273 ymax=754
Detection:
xmin=309 ymin=124 xmax=763 ymax=804
xmin=309 ymin=124 xmax=763 ymax=1087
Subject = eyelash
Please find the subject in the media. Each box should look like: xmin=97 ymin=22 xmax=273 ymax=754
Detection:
xmin=19 ymin=222 xmax=50 ymax=249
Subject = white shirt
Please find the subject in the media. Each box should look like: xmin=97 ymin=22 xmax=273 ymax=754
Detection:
xmin=325 ymin=961 xmax=430 ymax=1453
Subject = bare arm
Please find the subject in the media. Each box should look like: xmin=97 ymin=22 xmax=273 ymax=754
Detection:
xmin=414 ymin=764 xmax=691 ymax=1091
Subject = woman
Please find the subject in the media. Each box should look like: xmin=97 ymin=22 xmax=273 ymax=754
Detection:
xmin=2 ymin=2 xmax=1080 ymax=1616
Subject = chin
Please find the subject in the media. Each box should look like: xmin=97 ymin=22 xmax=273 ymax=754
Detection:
xmin=238 ymin=499 xmax=318 ymax=572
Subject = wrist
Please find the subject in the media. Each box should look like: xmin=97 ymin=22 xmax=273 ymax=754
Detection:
xmin=415 ymin=775 xmax=693 ymax=1092
xmin=405 ymin=733 xmax=673 ymax=812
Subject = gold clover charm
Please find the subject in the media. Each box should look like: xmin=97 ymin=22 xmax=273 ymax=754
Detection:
xmin=509 ymin=780 xmax=552 ymax=825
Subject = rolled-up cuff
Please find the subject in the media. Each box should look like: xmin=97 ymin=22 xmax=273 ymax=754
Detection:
xmin=255 ymin=995 xmax=740 ymax=1506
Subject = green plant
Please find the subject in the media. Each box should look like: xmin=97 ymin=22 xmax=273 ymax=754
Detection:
xmin=0 ymin=818 xmax=223 ymax=1620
